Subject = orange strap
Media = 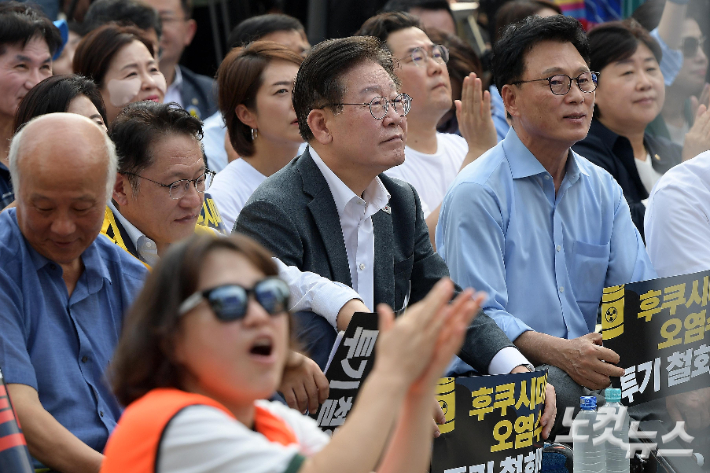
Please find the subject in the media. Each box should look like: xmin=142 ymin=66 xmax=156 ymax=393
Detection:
xmin=101 ymin=389 xmax=298 ymax=473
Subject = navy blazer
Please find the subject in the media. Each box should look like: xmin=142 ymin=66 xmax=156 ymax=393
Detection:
xmin=235 ymin=148 xmax=516 ymax=373
xmin=179 ymin=65 xmax=217 ymax=121
xmin=573 ymin=118 xmax=682 ymax=240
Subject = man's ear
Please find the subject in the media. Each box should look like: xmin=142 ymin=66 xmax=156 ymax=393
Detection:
xmin=113 ymin=173 xmax=130 ymax=207
xmin=307 ymin=109 xmax=333 ymax=145
xmin=184 ymin=19 xmax=197 ymax=46
xmin=236 ymin=104 xmax=257 ymax=130
xmin=501 ymin=84 xmax=518 ymax=119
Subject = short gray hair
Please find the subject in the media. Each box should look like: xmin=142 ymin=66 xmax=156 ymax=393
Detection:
xmin=8 ymin=119 xmax=118 ymax=203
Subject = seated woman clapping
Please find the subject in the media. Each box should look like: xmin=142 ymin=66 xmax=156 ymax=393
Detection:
xmin=101 ymin=233 xmax=483 ymax=473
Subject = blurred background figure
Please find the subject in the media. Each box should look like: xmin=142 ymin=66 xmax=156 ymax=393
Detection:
xmin=141 ymin=0 xmax=217 ymax=120
xmin=73 ymin=24 xmax=166 ymax=125
xmin=82 ymin=0 xmax=162 ymax=57
xmin=383 ymin=0 xmax=457 ymax=35
xmin=633 ymin=0 xmax=710 ymax=146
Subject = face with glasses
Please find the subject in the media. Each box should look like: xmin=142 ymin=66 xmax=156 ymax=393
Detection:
xmin=313 ymin=61 xmax=408 ymax=177
xmin=503 ymin=40 xmax=595 ymax=150
xmin=594 ymin=42 xmax=665 ymax=134
xmin=174 ymin=248 xmax=290 ymax=403
xmin=387 ymin=27 xmax=453 ymax=121
xmin=673 ymin=19 xmax=708 ymax=97
xmin=113 ymin=133 xmax=206 ymax=251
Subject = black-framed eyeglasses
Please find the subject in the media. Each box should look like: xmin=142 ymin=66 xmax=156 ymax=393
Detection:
xmin=683 ymin=36 xmax=706 ymax=59
xmin=402 ymin=45 xmax=449 ymax=67
xmin=124 ymin=170 xmax=215 ymax=200
xmin=178 ymin=278 xmax=291 ymax=321
xmin=327 ymin=93 xmax=412 ymax=120
xmin=511 ymin=71 xmax=599 ymax=96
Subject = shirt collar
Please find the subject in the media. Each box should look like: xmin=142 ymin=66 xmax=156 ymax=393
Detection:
xmin=108 ymin=201 xmax=148 ymax=249
xmin=169 ymin=65 xmax=183 ymax=92
xmin=502 ymin=126 xmax=589 ymax=180
xmin=309 ymin=147 xmax=390 ymax=219
xmin=16 ymin=211 xmax=113 ymax=292
xmin=108 ymin=201 xmax=159 ymax=265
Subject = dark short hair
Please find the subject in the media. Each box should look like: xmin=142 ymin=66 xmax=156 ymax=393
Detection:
xmin=293 ymin=35 xmax=400 ymax=141
xmin=73 ymin=24 xmax=155 ymax=88
xmin=356 ymin=11 xmax=422 ymax=46
xmin=13 ymin=75 xmax=108 ymax=132
xmin=0 ymin=2 xmax=62 ymax=56
xmin=588 ymin=19 xmax=662 ymax=118
xmin=83 ymin=0 xmax=162 ymax=38
xmin=493 ymin=0 xmax=561 ymax=42
xmin=178 ymin=0 xmax=193 ymax=19
xmin=227 ymin=13 xmax=305 ymax=50
xmin=492 ymin=15 xmax=589 ymax=92
xmin=108 ymin=101 xmax=204 ymax=193
xmin=110 ymin=233 xmax=284 ymax=406
xmin=381 ymin=0 xmax=455 ymax=24
xmin=218 ymin=41 xmax=303 ymax=157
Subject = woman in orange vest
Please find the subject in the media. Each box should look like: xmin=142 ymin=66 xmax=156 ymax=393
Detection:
xmin=100 ymin=232 xmax=483 ymax=473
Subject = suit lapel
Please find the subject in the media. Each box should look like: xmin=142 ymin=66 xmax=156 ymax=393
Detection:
xmin=373 ymin=208 xmax=394 ymax=308
xmin=298 ymin=149 xmax=353 ymax=287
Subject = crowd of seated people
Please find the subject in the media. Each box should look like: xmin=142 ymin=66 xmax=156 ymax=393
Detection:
xmin=0 ymin=0 xmax=709 ymax=471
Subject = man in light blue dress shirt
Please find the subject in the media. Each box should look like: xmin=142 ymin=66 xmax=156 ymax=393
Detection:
xmin=437 ymin=15 xmax=657 ymax=433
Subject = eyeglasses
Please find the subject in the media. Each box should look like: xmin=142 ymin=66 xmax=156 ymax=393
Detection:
xmin=511 ymin=71 xmax=599 ymax=95
xmin=402 ymin=45 xmax=449 ymax=67
xmin=327 ymin=93 xmax=412 ymax=120
xmin=124 ymin=171 xmax=215 ymax=200
xmin=178 ymin=278 xmax=291 ymax=321
xmin=683 ymin=36 xmax=706 ymax=59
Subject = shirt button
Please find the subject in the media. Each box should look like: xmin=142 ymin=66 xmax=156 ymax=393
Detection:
xmin=81 ymin=356 xmax=88 ymax=363
xmin=359 ymin=263 xmax=366 ymax=271
xmin=99 ymin=411 xmax=104 ymax=417
xmin=556 ymin=245 xmax=561 ymax=252
xmin=544 ymin=175 xmax=550 ymax=180
xmin=49 ymin=264 xmax=56 ymax=270
xmin=559 ymin=286 xmax=565 ymax=293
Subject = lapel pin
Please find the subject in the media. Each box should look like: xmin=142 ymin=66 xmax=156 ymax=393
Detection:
xmin=654 ymin=154 xmax=661 ymax=161
xmin=383 ymin=205 xmax=391 ymax=214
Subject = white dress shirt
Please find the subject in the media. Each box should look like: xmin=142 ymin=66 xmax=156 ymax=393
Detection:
xmin=310 ymin=148 xmax=390 ymax=311
xmin=645 ymin=150 xmax=710 ymax=278
xmin=108 ymin=202 xmax=159 ymax=266
xmin=311 ymin=149 xmax=528 ymax=374
xmin=163 ymin=65 xmax=183 ymax=108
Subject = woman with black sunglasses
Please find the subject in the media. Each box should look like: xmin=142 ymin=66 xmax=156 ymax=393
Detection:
xmin=100 ymin=233 xmax=482 ymax=473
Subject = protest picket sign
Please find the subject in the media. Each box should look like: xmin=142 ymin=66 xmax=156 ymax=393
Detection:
xmin=601 ymin=269 xmax=710 ymax=406
xmin=431 ymin=370 xmax=548 ymax=473
xmin=311 ymin=312 xmax=379 ymax=435
xmin=0 ymin=367 xmax=34 ymax=472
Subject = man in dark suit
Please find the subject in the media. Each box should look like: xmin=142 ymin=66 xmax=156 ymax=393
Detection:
xmin=235 ymin=38 xmax=556 ymax=433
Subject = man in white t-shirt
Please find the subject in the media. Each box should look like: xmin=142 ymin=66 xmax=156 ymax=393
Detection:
xmin=357 ymin=12 xmax=498 ymax=243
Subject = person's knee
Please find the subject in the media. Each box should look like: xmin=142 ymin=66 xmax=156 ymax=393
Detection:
xmin=292 ymin=311 xmax=337 ymax=370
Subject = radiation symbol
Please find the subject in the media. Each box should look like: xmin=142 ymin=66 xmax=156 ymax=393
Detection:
xmin=605 ymin=306 xmax=618 ymax=323
xmin=439 ymin=399 xmax=449 ymax=416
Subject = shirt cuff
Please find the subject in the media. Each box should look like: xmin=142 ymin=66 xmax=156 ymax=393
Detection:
xmin=487 ymin=347 xmax=532 ymax=375
xmin=651 ymin=28 xmax=683 ymax=86
xmin=311 ymin=282 xmax=363 ymax=328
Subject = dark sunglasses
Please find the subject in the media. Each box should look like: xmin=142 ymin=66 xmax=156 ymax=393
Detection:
xmin=683 ymin=36 xmax=706 ymax=59
xmin=178 ymin=278 xmax=290 ymax=321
